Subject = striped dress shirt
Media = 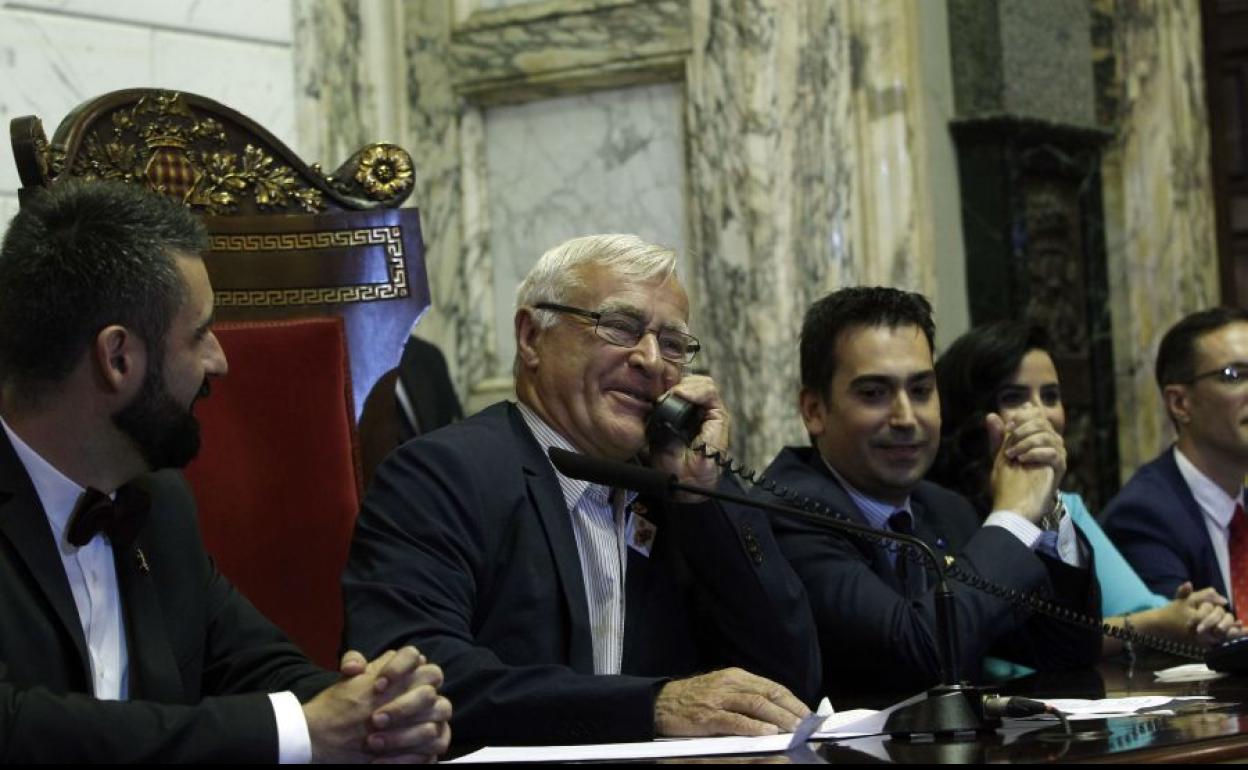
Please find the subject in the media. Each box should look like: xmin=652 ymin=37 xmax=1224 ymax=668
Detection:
xmin=518 ymin=403 xmax=638 ymax=675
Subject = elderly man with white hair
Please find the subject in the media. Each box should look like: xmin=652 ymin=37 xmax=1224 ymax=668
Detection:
xmin=343 ymin=234 xmax=820 ymax=748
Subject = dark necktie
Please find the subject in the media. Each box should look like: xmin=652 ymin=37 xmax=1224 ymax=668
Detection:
xmin=888 ymin=510 xmax=925 ymax=597
xmin=66 ymin=485 xmax=150 ymax=548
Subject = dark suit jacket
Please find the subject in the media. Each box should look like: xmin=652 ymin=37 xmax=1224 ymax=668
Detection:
xmin=396 ymin=336 xmax=463 ymax=441
xmin=342 ymin=402 xmax=821 ymax=746
xmin=0 ymin=432 xmax=335 ymax=762
xmin=1102 ymin=448 xmax=1236 ymax=599
xmin=764 ymin=447 xmax=1101 ymax=698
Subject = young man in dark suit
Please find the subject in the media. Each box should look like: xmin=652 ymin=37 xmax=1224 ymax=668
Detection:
xmin=0 ymin=180 xmax=450 ymax=762
xmin=343 ymin=234 xmax=820 ymax=747
xmin=1104 ymin=308 xmax=1248 ymax=608
xmin=764 ymin=287 xmax=1101 ymax=698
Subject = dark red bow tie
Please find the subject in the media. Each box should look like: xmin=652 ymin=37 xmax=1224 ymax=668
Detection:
xmin=66 ymin=485 xmax=150 ymax=548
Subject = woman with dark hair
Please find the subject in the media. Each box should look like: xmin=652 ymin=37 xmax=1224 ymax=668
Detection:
xmin=931 ymin=320 xmax=1239 ymax=655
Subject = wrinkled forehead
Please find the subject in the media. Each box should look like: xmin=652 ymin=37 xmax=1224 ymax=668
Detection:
xmin=572 ymin=263 xmax=689 ymax=322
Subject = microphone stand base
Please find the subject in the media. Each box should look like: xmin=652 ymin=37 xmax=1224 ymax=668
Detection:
xmin=884 ymin=684 xmax=1002 ymax=740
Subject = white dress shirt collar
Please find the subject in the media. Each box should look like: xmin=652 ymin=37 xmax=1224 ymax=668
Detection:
xmin=817 ymin=452 xmax=914 ymax=529
xmin=516 ymin=401 xmax=636 ymax=511
xmin=1 ymin=416 xmax=88 ymax=551
xmin=1174 ymin=445 xmax=1245 ymax=530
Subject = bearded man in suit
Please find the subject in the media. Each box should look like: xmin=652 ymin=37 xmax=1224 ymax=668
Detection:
xmin=0 ymin=180 xmax=450 ymax=762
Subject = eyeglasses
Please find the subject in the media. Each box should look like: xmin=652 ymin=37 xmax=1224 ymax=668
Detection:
xmin=1188 ymin=363 xmax=1248 ymax=387
xmin=534 ymin=302 xmax=701 ymax=365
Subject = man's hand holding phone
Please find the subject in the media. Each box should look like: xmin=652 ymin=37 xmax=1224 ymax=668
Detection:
xmin=648 ymin=375 xmax=730 ymax=501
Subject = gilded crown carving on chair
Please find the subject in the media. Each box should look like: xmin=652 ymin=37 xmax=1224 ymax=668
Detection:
xmin=12 ymin=89 xmax=417 ymax=215
xmin=70 ymin=92 xmax=326 ymax=215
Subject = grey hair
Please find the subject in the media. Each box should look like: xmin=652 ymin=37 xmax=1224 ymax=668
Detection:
xmin=515 ymin=234 xmax=679 ymax=329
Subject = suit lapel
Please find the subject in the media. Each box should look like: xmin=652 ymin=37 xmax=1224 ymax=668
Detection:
xmin=908 ymin=499 xmax=954 ymax=594
xmin=1160 ymin=450 xmax=1230 ymax=596
xmin=621 ymin=497 xmax=662 ymax=667
xmin=801 ymin=451 xmax=905 ymax=592
xmin=510 ymin=407 xmax=595 ymax=673
xmin=114 ymin=506 xmax=182 ymax=701
xmin=911 ymin=499 xmax=956 ymax=556
xmin=0 ymin=431 xmax=92 ymax=686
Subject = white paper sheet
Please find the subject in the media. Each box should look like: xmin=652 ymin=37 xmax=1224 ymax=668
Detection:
xmin=446 ymin=708 xmax=881 ymax=764
xmin=1154 ymin=662 xmax=1228 ymax=683
xmin=1016 ymin=695 xmax=1214 ymax=721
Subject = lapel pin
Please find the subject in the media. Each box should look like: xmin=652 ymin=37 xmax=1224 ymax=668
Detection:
xmin=135 ymin=546 xmax=150 ymax=574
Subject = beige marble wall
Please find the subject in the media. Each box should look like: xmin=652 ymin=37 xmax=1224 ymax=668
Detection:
xmin=1100 ymin=0 xmax=1220 ymax=478
xmin=685 ymin=0 xmax=940 ymax=467
xmin=295 ymin=0 xmax=498 ymax=399
xmin=483 ymin=82 xmax=688 ymax=372
xmin=0 ymin=0 xmax=297 ymax=232
xmin=294 ymin=1 xmax=407 ymax=165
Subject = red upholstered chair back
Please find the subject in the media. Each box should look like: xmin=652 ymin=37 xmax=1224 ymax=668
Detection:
xmin=10 ymin=89 xmax=430 ymax=666
xmin=184 ymin=318 xmax=360 ymax=667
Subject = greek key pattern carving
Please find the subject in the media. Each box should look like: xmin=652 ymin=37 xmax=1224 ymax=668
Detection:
xmin=208 ymin=226 xmax=409 ymax=307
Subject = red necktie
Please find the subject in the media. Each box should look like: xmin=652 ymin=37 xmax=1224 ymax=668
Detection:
xmin=1230 ymin=503 xmax=1248 ymax=618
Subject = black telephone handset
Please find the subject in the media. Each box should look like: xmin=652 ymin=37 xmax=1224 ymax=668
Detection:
xmin=1206 ymin=635 xmax=1248 ymax=674
xmin=646 ymin=393 xmax=705 ymax=447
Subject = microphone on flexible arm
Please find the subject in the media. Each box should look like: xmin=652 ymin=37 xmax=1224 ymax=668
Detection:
xmin=546 ymin=446 xmax=1008 ymax=738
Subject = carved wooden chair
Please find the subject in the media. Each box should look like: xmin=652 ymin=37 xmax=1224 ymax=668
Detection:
xmin=9 ymin=89 xmax=430 ymax=666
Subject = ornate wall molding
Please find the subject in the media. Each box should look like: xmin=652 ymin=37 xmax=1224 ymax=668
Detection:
xmin=451 ymin=0 xmax=690 ymax=106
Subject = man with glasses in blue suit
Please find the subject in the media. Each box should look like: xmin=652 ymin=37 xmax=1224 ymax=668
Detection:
xmin=1105 ymin=308 xmax=1248 ymax=614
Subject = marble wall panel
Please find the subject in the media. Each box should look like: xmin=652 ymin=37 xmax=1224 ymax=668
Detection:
xmin=404 ymin=0 xmax=498 ymax=401
xmin=293 ymin=0 xmax=380 ymax=168
xmin=6 ymin=0 xmax=293 ymax=43
xmin=847 ymin=1 xmax=937 ymax=299
xmin=474 ymin=0 xmax=545 ymax=11
xmin=685 ymin=0 xmax=939 ymax=468
xmin=451 ymin=0 xmax=689 ymax=107
xmin=150 ymin=30 xmax=297 ymax=148
xmin=484 ymin=81 xmax=686 ymax=372
xmin=0 ymin=194 xmax=20 ymax=234
xmin=0 ymin=1 xmax=296 ymax=196
xmin=0 ymin=9 xmax=150 ymax=194
xmin=1100 ymin=0 xmax=1220 ymax=478
xmin=917 ymin=0 xmax=971 ymax=350
xmin=685 ymin=0 xmax=847 ymax=467
xmin=296 ymin=0 xmax=498 ymax=402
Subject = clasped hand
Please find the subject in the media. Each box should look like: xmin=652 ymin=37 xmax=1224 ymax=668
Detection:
xmin=1171 ymin=582 xmax=1244 ymax=646
xmin=304 ymin=646 xmax=451 ymax=763
xmin=985 ymin=408 xmax=1067 ymax=523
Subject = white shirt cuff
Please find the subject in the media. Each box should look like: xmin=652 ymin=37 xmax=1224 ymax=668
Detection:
xmin=269 ymin=691 xmax=312 ymax=764
xmin=984 ymin=510 xmax=1042 ymax=548
xmin=984 ymin=510 xmax=1085 ymax=568
xmin=1055 ymin=510 xmax=1086 ymax=567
